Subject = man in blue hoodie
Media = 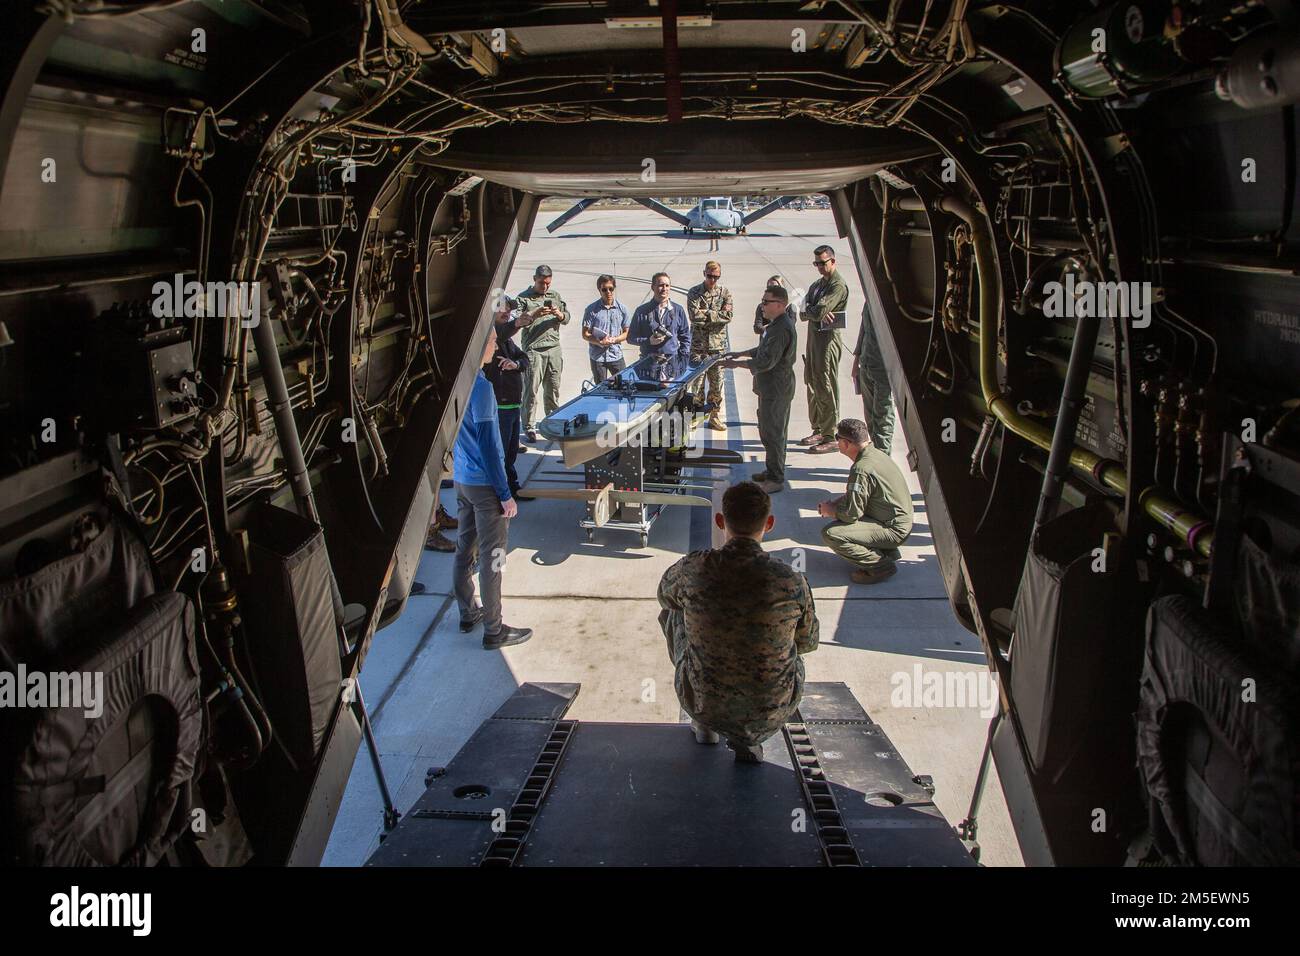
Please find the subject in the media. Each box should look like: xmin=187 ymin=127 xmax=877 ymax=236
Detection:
xmin=453 ymin=324 xmax=533 ymax=650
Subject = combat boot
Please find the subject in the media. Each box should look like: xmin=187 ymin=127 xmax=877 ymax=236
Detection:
xmin=690 ymin=719 xmax=720 ymax=744
xmin=851 ymin=564 xmax=897 ymax=585
xmin=425 ymin=527 xmax=456 ymax=552
xmin=727 ymin=738 xmax=764 ymax=763
xmin=756 ymin=478 xmax=784 ymax=494
xmin=707 ymin=414 xmax=725 ymax=431
xmin=435 ymin=505 xmax=458 ymax=529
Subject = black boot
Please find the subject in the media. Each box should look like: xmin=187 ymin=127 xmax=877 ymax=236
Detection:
xmin=727 ymin=738 xmax=764 ymax=763
xmin=483 ymin=625 xmax=532 ymax=649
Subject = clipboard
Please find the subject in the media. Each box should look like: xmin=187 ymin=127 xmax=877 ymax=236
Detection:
xmin=816 ymin=310 xmax=847 ymax=331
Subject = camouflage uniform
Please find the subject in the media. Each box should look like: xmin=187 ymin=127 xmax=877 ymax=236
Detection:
xmin=657 ymin=537 xmax=819 ymax=746
xmin=800 ymin=269 xmax=848 ymax=440
xmin=821 ymin=443 xmax=913 ymax=570
xmin=514 ymin=286 xmax=571 ymax=431
xmin=686 ymin=281 xmax=733 ymax=418
xmin=853 ymin=302 xmax=895 ymax=453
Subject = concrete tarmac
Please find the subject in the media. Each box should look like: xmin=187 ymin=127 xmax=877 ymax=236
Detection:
xmin=322 ymin=208 xmax=1023 ymax=867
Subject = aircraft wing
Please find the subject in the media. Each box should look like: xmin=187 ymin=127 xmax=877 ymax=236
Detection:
xmin=741 ymin=195 xmax=795 ymax=226
xmin=545 ymin=197 xmax=602 ymax=232
xmin=633 ymin=197 xmax=692 ymax=228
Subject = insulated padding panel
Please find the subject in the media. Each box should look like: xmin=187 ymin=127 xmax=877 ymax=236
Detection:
xmin=238 ymin=503 xmax=341 ymax=767
xmin=1011 ymin=505 xmax=1120 ymax=775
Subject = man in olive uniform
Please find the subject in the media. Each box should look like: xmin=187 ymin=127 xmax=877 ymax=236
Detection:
xmin=686 ymin=260 xmax=733 ymax=431
xmin=753 ymin=275 xmax=796 ymax=334
xmin=818 ymin=419 xmax=914 ymax=584
xmin=721 ymin=285 xmax=797 ymax=494
xmin=514 ymin=264 xmax=570 ymax=442
xmin=658 ymin=481 xmax=819 ymax=763
xmin=852 ymin=301 xmax=896 ymax=453
xmin=799 ymin=245 xmax=849 ymax=455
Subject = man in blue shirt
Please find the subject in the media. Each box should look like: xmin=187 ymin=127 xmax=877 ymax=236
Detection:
xmin=453 ymin=325 xmax=532 ymax=650
xmin=628 ymin=272 xmax=691 ymax=360
xmin=582 ymin=274 xmax=632 ymax=383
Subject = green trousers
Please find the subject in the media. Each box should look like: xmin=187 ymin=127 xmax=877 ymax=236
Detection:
xmin=855 ymin=315 xmax=895 ymax=454
xmin=757 ymin=381 xmax=794 ymax=483
xmin=523 ymin=344 xmax=563 ymax=430
xmin=804 ymin=328 xmax=842 ymax=439
xmin=821 ymin=518 xmax=907 ymax=569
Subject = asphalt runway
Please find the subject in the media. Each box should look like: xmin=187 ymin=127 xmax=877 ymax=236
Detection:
xmin=322 ymin=208 xmax=1022 ymax=867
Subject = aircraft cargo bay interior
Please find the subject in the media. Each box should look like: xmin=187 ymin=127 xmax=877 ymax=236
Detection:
xmin=1 ymin=0 xmax=1298 ymax=885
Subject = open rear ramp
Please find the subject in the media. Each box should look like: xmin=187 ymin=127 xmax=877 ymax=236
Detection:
xmin=366 ymin=682 xmax=975 ymax=867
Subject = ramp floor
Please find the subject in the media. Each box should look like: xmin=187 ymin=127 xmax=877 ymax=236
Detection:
xmin=367 ymin=682 xmax=976 ymax=867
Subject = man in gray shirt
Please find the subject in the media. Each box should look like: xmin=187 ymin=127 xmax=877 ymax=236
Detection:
xmin=582 ymin=274 xmax=631 ymax=383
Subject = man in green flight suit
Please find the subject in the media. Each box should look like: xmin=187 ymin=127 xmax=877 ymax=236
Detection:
xmin=686 ymin=260 xmax=733 ymax=431
xmin=514 ymin=264 xmax=570 ymax=442
xmin=852 ymin=300 xmax=896 ymax=453
xmin=799 ymin=245 xmax=848 ymax=455
xmin=721 ymin=283 xmax=797 ymax=494
xmin=817 ymin=418 xmax=914 ymax=584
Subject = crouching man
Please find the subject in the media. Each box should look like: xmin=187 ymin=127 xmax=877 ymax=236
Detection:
xmin=818 ymin=418 xmax=914 ymax=584
xmin=657 ymin=481 xmax=819 ymax=762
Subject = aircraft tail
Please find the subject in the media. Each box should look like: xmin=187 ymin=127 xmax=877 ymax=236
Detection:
xmin=633 ymin=197 xmax=691 ymax=227
xmin=742 ymin=195 xmax=795 ymax=227
xmin=546 ymin=198 xmax=601 ymax=233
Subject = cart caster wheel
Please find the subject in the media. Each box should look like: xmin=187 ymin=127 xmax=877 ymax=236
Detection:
xmin=639 ymin=534 xmax=649 ymax=548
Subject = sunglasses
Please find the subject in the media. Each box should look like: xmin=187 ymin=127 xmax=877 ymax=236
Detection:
xmin=813 ymin=258 xmax=833 ymax=266
xmin=704 ymin=273 xmax=720 ymax=279
xmin=599 ymin=286 xmax=615 ymax=292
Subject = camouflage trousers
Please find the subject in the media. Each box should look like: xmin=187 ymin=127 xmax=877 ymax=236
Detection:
xmin=690 ymin=328 xmax=728 ymax=415
xmin=661 ymin=609 xmax=799 ymax=747
xmin=690 ymin=355 xmax=726 ymax=415
xmin=821 ymin=518 xmax=907 ymax=569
